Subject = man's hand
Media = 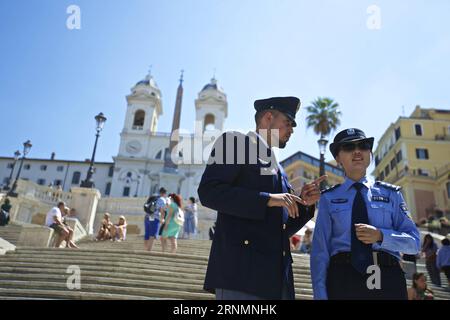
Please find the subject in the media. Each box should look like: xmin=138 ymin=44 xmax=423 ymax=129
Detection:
xmin=267 ymin=193 xmax=306 ymax=218
xmin=355 ymin=223 xmax=383 ymax=244
xmin=300 ymin=175 xmax=328 ymax=206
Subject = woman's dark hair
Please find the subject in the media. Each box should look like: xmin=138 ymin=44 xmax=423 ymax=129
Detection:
xmin=169 ymin=193 xmax=182 ymax=208
xmin=442 ymin=238 xmax=450 ymax=246
xmin=412 ymin=273 xmax=425 ymax=289
xmin=189 ymin=197 xmax=196 ymax=204
xmin=422 ymin=234 xmax=434 ymax=249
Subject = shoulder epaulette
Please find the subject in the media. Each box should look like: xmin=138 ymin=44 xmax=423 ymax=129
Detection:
xmin=375 ymin=181 xmax=402 ymax=191
xmin=321 ymin=184 xmax=341 ymax=194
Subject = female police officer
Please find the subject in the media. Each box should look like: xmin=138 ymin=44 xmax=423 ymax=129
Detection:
xmin=310 ymin=128 xmax=420 ymax=300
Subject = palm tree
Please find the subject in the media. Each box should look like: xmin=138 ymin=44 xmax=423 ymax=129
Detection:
xmin=306 ymin=97 xmax=342 ymax=188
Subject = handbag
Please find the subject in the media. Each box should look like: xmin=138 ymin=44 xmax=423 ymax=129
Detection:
xmin=173 ymin=208 xmax=185 ymax=226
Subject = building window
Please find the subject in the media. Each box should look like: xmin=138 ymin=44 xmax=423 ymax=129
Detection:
xmin=390 ymin=158 xmax=396 ymax=170
xmin=54 ymin=179 xmax=62 ymax=186
xmin=24 ymin=164 xmax=31 ymax=170
xmin=396 ymin=150 xmax=403 ymax=163
xmin=71 ymin=172 xmax=81 ymax=184
xmin=40 ymin=165 xmax=47 ymax=171
xmin=123 ymin=187 xmax=130 ymax=197
xmin=416 ymin=148 xmax=429 ymax=160
xmin=447 ymin=182 xmax=450 ymax=198
xmin=417 ymin=168 xmax=429 ymax=176
xmin=108 ymin=166 xmax=114 ymax=177
xmin=414 ymin=124 xmax=423 ymax=136
xmin=394 ymin=127 xmax=401 ymax=141
xmin=155 ymin=150 xmax=163 ymax=160
xmin=380 ymin=171 xmax=385 ymax=181
xmin=105 ymin=182 xmax=111 ymax=196
xmin=375 ymin=155 xmax=380 ymax=167
xmin=57 ymin=165 xmax=64 ymax=172
xmin=7 ymin=163 xmax=14 ymax=169
xmin=133 ymin=110 xmax=145 ymax=129
xmin=384 ymin=165 xmax=390 ymax=177
xmin=204 ymin=114 xmax=216 ymax=131
xmin=37 ymin=179 xmax=46 ymax=186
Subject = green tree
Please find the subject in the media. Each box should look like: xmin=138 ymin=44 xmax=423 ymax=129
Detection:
xmin=306 ymin=97 xmax=342 ymax=139
xmin=306 ymin=97 xmax=342 ymax=188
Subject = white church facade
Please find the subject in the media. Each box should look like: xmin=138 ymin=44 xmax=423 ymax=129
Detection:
xmin=0 ymin=71 xmax=228 ymax=200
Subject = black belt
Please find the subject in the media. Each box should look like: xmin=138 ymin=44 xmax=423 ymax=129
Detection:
xmin=330 ymin=251 xmax=399 ymax=267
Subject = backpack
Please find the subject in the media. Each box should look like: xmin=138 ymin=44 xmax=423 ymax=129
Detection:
xmin=173 ymin=207 xmax=185 ymax=226
xmin=144 ymin=196 xmax=159 ymax=215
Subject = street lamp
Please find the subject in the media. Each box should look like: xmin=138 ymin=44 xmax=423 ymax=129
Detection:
xmin=8 ymin=140 xmax=32 ymax=197
xmin=3 ymin=150 xmax=21 ymax=191
xmin=317 ymin=137 xmax=328 ymax=190
xmin=80 ymin=112 xmax=107 ymax=188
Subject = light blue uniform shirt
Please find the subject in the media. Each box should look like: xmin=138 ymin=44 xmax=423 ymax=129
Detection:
xmin=310 ymin=176 xmax=420 ymax=300
xmin=437 ymin=245 xmax=450 ymax=269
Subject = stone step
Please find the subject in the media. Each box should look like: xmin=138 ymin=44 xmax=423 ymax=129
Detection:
xmin=0 ymin=272 xmax=314 ymax=293
xmin=10 ymin=250 xmax=211 ymax=266
xmin=0 ymin=272 xmax=207 ymax=293
xmin=0 ymin=258 xmax=311 ymax=278
xmin=0 ymin=280 xmax=214 ymax=299
xmin=0 ymin=270 xmax=206 ymax=286
xmin=15 ymin=247 xmax=209 ymax=263
xmin=0 ymin=287 xmax=160 ymax=300
xmin=0 ymin=265 xmax=207 ymax=281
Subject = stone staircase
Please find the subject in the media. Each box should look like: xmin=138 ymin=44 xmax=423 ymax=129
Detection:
xmin=0 ymin=234 xmax=448 ymax=300
xmin=0 ymin=223 xmax=23 ymax=245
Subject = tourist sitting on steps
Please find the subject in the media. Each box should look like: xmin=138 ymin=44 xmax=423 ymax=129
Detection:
xmin=45 ymin=201 xmax=78 ymax=248
xmin=96 ymin=213 xmax=113 ymax=241
xmin=62 ymin=206 xmax=79 ymax=248
xmin=111 ymin=215 xmax=127 ymax=242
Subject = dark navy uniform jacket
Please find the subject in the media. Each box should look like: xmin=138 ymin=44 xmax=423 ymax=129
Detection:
xmin=198 ymin=131 xmax=315 ymax=299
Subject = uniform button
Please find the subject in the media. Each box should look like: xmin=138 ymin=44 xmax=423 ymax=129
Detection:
xmin=283 ymin=251 xmax=286 ymax=256
xmin=283 ymin=224 xmax=286 ymax=230
xmin=244 ymin=240 xmax=249 ymax=245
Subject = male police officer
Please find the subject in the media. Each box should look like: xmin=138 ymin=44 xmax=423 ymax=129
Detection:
xmin=198 ymin=96 xmax=327 ymax=300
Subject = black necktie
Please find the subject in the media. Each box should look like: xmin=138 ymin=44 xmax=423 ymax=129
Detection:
xmin=351 ymin=182 xmax=373 ymax=274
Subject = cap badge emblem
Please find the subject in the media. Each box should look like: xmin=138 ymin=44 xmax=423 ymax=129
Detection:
xmin=347 ymin=128 xmax=355 ymax=135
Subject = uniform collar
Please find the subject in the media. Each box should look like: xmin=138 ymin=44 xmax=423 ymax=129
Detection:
xmin=342 ymin=175 xmax=372 ymax=190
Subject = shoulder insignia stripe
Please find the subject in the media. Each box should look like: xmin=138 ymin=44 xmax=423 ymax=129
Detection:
xmin=375 ymin=181 xmax=402 ymax=191
xmin=321 ymin=184 xmax=341 ymax=194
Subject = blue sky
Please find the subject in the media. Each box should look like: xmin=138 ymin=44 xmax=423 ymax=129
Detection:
xmin=1 ymin=0 xmax=449 ymax=173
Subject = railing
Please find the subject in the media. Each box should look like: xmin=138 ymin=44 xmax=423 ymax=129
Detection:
xmin=15 ymin=179 xmax=72 ymax=205
xmin=435 ymin=134 xmax=450 ymax=141
xmin=396 ymin=164 xmax=450 ymax=180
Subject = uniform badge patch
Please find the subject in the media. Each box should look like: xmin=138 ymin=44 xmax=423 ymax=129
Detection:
xmin=400 ymin=202 xmax=412 ymax=219
xmin=331 ymin=199 xmax=348 ymax=204
xmin=372 ymin=196 xmax=390 ymax=203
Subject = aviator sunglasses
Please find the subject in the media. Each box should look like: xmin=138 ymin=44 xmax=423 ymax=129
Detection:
xmin=340 ymin=141 xmax=372 ymax=152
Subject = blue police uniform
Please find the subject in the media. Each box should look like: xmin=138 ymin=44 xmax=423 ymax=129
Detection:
xmin=198 ymin=129 xmax=315 ymax=300
xmin=311 ymin=176 xmax=420 ymax=299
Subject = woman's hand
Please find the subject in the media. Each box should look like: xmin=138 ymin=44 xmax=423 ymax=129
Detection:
xmin=355 ymin=224 xmax=383 ymax=244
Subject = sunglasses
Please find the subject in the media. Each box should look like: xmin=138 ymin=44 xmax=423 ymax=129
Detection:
xmin=340 ymin=141 xmax=372 ymax=152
